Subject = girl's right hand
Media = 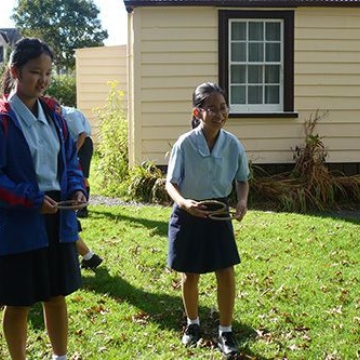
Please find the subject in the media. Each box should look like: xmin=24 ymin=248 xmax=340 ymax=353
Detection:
xmin=181 ymin=199 xmax=209 ymax=218
xmin=40 ymin=195 xmax=58 ymax=214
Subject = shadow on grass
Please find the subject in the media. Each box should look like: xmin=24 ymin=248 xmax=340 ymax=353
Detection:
xmin=91 ymin=204 xmax=360 ymax=234
xmin=307 ymin=210 xmax=360 ymax=225
xmin=81 ymin=268 xmax=270 ymax=360
xmin=250 ymin=203 xmax=360 ymax=226
xmin=88 ymin=208 xmax=169 ymax=237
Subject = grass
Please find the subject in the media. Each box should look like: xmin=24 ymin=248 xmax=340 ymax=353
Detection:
xmin=1 ymin=204 xmax=360 ymax=359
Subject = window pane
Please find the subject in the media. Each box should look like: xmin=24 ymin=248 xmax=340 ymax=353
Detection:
xmin=265 ymin=85 xmax=280 ymax=104
xmin=265 ymin=65 xmax=280 ymax=83
xmin=231 ymin=43 xmax=246 ymax=62
xmin=249 ymin=43 xmax=263 ymax=62
xmin=249 ymin=22 xmax=263 ymax=40
xmin=266 ymin=43 xmax=280 ymax=62
xmin=248 ymin=65 xmax=262 ymax=83
xmin=248 ymin=86 xmax=263 ymax=104
xmin=231 ymin=22 xmax=246 ymax=40
xmin=266 ymin=22 xmax=281 ymax=41
xmin=231 ymin=85 xmax=246 ymax=104
xmin=220 ymin=11 xmax=290 ymax=112
xmin=231 ymin=65 xmax=246 ymax=83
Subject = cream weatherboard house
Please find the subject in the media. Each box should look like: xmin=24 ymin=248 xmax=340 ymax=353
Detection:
xmin=77 ymin=1 xmax=360 ymax=173
xmin=116 ymin=0 xmax=360 ymax=174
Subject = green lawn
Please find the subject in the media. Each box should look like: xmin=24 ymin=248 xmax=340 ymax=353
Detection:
xmin=1 ymin=204 xmax=359 ymax=359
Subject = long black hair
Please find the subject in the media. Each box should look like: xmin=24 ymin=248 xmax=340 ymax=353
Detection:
xmin=191 ymin=82 xmax=228 ymax=129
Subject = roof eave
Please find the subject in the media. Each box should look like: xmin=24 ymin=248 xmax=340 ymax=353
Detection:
xmin=124 ymin=0 xmax=360 ymax=12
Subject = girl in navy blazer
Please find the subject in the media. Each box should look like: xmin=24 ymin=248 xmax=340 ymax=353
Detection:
xmin=0 ymin=38 xmax=86 ymax=360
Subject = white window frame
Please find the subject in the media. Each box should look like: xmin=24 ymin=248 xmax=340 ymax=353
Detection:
xmin=219 ymin=10 xmax=295 ymax=117
xmin=229 ymin=18 xmax=284 ymax=113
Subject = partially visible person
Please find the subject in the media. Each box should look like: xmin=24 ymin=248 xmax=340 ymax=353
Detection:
xmin=60 ymin=106 xmax=93 ymax=218
xmin=76 ymin=219 xmax=103 ymax=270
xmin=0 ymin=37 xmax=86 ymax=360
xmin=165 ymin=82 xmax=249 ymax=358
xmin=52 ymin=101 xmax=103 ymax=269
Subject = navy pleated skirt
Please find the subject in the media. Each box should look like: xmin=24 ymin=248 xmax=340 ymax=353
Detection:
xmin=167 ymin=200 xmax=241 ymax=274
xmin=0 ymin=191 xmax=81 ymax=306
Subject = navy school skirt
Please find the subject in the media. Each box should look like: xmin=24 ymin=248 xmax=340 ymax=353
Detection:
xmin=0 ymin=191 xmax=81 ymax=306
xmin=167 ymin=200 xmax=241 ymax=274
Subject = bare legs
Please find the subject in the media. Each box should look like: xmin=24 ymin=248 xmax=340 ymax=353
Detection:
xmin=182 ymin=272 xmax=200 ymax=320
xmin=76 ymin=236 xmax=90 ymax=257
xmin=3 ymin=306 xmax=29 ymax=360
xmin=2 ymin=296 xmax=68 ymax=360
xmin=215 ymin=267 xmax=235 ymax=326
xmin=43 ymin=296 xmax=68 ymax=356
xmin=181 ymin=266 xmax=235 ymax=326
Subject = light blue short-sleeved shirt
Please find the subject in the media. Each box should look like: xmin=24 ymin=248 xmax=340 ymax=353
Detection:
xmin=166 ymin=126 xmax=249 ymax=200
xmin=61 ymin=106 xmax=91 ymax=141
xmin=9 ymin=93 xmax=61 ymax=191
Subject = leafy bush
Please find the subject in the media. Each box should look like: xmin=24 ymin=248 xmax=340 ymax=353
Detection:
xmin=93 ymin=81 xmax=129 ymax=197
xmin=127 ymin=161 xmax=171 ymax=204
xmin=45 ymin=74 xmax=76 ymax=106
xmin=91 ymin=81 xmax=171 ymax=203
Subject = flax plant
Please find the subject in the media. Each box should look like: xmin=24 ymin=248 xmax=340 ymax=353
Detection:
xmin=251 ymin=111 xmax=360 ymax=212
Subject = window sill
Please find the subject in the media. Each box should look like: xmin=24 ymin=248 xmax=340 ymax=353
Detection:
xmin=229 ymin=112 xmax=299 ymax=119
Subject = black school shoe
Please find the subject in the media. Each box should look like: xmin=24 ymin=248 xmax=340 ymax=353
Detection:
xmin=216 ymin=332 xmax=238 ymax=358
xmin=182 ymin=324 xmax=201 ymax=347
xmin=81 ymin=254 xmax=103 ymax=270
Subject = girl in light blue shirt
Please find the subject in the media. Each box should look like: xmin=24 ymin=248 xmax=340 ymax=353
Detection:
xmin=166 ymin=82 xmax=249 ymax=357
xmin=0 ymin=38 xmax=85 ymax=360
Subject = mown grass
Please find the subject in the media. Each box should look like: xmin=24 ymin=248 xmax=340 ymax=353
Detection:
xmin=1 ymin=204 xmax=359 ymax=359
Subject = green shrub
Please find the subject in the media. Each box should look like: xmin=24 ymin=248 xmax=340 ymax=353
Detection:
xmin=92 ymin=81 xmax=170 ymax=203
xmin=46 ymin=74 xmax=76 ymax=106
xmin=93 ymin=81 xmax=129 ymax=197
xmin=127 ymin=161 xmax=171 ymax=204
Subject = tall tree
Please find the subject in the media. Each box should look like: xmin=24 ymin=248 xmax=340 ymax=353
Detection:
xmin=12 ymin=0 xmax=108 ymax=72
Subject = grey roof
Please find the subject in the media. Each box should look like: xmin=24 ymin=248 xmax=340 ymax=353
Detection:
xmin=0 ymin=28 xmax=21 ymax=45
xmin=124 ymin=0 xmax=360 ymax=11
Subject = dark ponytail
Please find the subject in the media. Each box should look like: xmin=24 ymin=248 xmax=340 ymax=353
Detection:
xmin=1 ymin=67 xmax=13 ymax=95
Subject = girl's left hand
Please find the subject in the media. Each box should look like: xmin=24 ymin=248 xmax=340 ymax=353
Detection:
xmin=234 ymin=199 xmax=247 ymax=222
xmin=72 ymin=190 xmax=87 ymax=203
